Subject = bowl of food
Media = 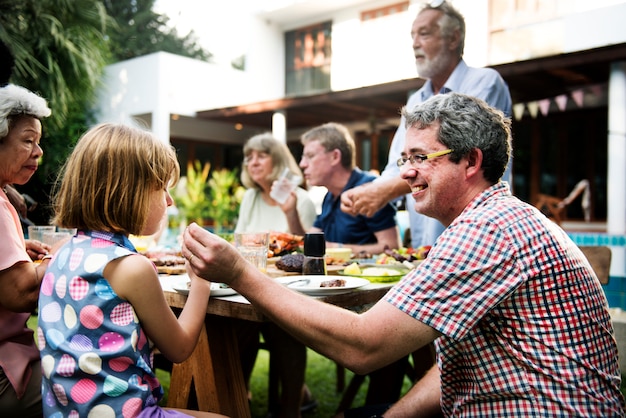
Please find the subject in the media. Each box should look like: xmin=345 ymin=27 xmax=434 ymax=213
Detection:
xmin=325 ymin=247 xmax=352 ymax=265
xmin=339 ymin=263 xmax=410 ymax=283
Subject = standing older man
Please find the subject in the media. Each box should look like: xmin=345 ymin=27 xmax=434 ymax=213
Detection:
xmin=341 ymin=0 xmax=512 ymax=249
xmin=183 ymin=93 xmax=624 ymax=417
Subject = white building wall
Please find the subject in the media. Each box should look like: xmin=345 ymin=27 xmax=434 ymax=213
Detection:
xmin=490 ymin=1 xmax=626 ymax=64
xmin=564 ymin=2 xmax=626 ymax=52
xmin=329 ymin=3 xmax=416 ymax=90
xmin=96 ymin=52 xmax=273 ymax=142
xmin=242 ymin=15 xmax=286 ymax=104
xmin=97 ymin=52 xmax=253 ymax=122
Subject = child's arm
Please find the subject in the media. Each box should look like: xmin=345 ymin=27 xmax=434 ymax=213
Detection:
xmin=105 ymin=254 xmax=212 ymax=363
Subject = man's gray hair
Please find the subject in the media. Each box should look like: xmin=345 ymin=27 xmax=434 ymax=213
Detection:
xmin=402 ymin=92 xmax=512 ymax=184
xmin=0 ymin=84 xmax=51 ymax=139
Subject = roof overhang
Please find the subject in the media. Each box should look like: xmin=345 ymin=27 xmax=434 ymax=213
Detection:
xmin=196 ymin=43 xmax=626 ymax=130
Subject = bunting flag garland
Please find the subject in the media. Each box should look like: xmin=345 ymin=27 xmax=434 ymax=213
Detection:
xmin=527 ymin=101 xmax=539 ymax=118
xmin=511 ymin=84 xmax=605 ymax=120
xmin=555 ymin=94 xmax=568 ymax=111
xmin=571 ymin=89 xmax=584 ymax=107
xmin=513 ymin=103 xmax=525 ymax=121
xmin=538 ymin=98 xmax=551 ymax=116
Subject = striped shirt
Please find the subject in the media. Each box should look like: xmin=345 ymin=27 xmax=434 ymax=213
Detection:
xmin=386 ymin=182 xmax=625 ymax=417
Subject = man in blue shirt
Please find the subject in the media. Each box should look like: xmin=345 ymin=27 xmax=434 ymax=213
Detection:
xmin=282 ymin=122 xmax=400 ymax=255
xmin=341 ymin=0 xmax=512 ymax=249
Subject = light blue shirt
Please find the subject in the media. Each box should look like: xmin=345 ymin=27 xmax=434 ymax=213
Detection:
xmin=378 ymin=60 xmax=513 ymax=248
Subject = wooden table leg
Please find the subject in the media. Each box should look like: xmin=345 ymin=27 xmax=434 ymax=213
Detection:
xmin=168 ymin=315 xmax=251 ymax=418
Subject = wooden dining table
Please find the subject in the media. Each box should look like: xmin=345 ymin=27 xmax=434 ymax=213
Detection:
xmin=159 ymin=265 xmax=395 ymax=417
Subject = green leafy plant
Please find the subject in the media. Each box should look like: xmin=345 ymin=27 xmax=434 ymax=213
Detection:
xmin=172 ymin=160 xmax=244 ymax=231
xmin=172 ymin=160 xmax=211 ymax=225
xmin=207 ymin=168 xmax=245 ymax=233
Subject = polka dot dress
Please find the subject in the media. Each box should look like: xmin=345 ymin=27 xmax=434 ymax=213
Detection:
xmin=38 ymin=231 xmax=175 ymax=418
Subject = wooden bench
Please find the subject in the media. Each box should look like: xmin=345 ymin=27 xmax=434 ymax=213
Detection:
xmin=579 ymin=245 xmax=611 ymax=285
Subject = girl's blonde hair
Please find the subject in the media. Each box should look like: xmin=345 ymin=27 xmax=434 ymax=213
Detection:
xmin=52 ymin=123 xmax=180 ymax=235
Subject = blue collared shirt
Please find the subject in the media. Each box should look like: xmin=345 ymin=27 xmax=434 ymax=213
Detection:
xmin=314 ymin=168 xmax=397 ymax=244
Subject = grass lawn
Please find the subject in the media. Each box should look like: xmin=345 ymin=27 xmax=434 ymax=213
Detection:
xmin=156 ymin=348 xmax=386 ymax=417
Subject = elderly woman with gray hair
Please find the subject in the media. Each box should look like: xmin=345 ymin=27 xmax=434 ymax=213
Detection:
xmin=0 ymin=84 xmax=51 ymax=417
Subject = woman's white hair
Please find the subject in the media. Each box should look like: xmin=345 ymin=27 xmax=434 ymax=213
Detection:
xmin=0 ymin=84 xmax=51 ymax=139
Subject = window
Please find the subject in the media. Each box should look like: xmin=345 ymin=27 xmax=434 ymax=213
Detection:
xmin=361 ymin=2 xmax=409 ymax=21
xmin=285 ymin=21 xmax=332 ymax=96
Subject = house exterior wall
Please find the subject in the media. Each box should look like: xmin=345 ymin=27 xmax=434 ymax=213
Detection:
xmin=489 ymin=0 xmax=626 ymax=64
xmin=96 ymin=52 xmax=264 ymax=142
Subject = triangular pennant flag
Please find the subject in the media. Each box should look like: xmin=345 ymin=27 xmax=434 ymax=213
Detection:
xmin=513 ymin=103 xmax=525 ymax=121
xmin=555 ymin=94 xmax=567 ymax=111
xmin=571 ymin=90 xmax=584 ymax=107
xmin=539 ymin=99 xmax=551 ymax=116
xmin=589 ymin=84 xmax=603 ymax=96
xmin=527 ymin=101 xmax=539 ymax=118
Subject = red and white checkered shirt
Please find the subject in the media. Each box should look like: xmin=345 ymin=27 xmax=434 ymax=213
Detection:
xmin=387 ymin=183 xmax=625 ymax=417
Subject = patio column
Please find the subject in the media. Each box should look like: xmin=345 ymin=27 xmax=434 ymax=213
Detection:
xmin=272 ymin=110 xmax=287 ymax=143
xmin=608 ymin=61 xmax=626 ymax=277
xmin=151 ymin=110 xmax=171 ymax=144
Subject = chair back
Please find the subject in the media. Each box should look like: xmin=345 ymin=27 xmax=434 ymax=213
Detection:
xmin=579 ymin=246 xmax=611 ymax=285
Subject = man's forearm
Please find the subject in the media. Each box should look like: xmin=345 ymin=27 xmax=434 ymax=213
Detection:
xmin=384 ymin=364 xmax=441 ymax=418
xmin=374 ymin=176 xmax=412 ymax=203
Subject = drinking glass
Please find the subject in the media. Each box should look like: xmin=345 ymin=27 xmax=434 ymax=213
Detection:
xmin=270 ymin=168 xmax=302 ymax=204
xmin=234 ymin=232 xmax=270 ymax=272
xmin=28 ymin=225 xmax=55 ymax=242
xmin=57 ymin=227 xmax=77 ymax=236
xmin=42 ymin=231 xmax=72 ymax=247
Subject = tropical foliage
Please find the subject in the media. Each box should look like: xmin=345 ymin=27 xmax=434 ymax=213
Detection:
xmin=1 ymin=0 xmax=214 ymax=218
xmin=102 ymin=0 xmax=212 ymax=62
xmin=172 ymin=160 xmax=211 ymax=225
xmin=207 ymin=168 xmax=245 ymax=232
xmin=172 ymin=160 xmax=244 ymax=230
xmin=0 ymin=0 xmax=111 ymax=128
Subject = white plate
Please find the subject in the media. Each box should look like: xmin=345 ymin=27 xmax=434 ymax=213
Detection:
xmin=171 ymin=279 xmax=237 ymax=297
xmin=210 ymin=283 xmax=238 ymax=297
xmin=276 ymin=275 xmax=370 ymax=296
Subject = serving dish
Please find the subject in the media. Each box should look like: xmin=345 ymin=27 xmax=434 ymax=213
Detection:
xmin=339 ymin=263 xmax=410 ymax=283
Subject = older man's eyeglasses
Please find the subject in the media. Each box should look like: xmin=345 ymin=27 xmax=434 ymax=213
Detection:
xmin=396 ymin=149 xmax=453 ymax=167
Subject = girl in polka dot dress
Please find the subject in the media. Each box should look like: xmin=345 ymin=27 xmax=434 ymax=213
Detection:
xmin=38 ymin=124 xmax=227 ymax=418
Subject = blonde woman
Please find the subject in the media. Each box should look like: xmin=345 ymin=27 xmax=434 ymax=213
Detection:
xmin=236 ymin=133 xmax=316 ymax=234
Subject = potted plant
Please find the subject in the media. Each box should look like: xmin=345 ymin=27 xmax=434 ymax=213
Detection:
xmin=172 ymin=160 xmax=244 ymax=235
xmin=172 ymin=160 xmax=211 ymax=225
xmin=206 ymin=167 xmax=245 ymax=235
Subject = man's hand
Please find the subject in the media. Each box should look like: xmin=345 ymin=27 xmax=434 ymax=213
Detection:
xmin=341 ymin=177 xmax=411 ymax=217
xmin=182 ymin=223 xmax=249 ymax=287
xmin=341 ymin=183 xmax=383 ymax=217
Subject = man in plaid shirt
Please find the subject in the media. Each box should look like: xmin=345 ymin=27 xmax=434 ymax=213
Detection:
xmin=184 ymin=92 xmax=625 ymax=417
